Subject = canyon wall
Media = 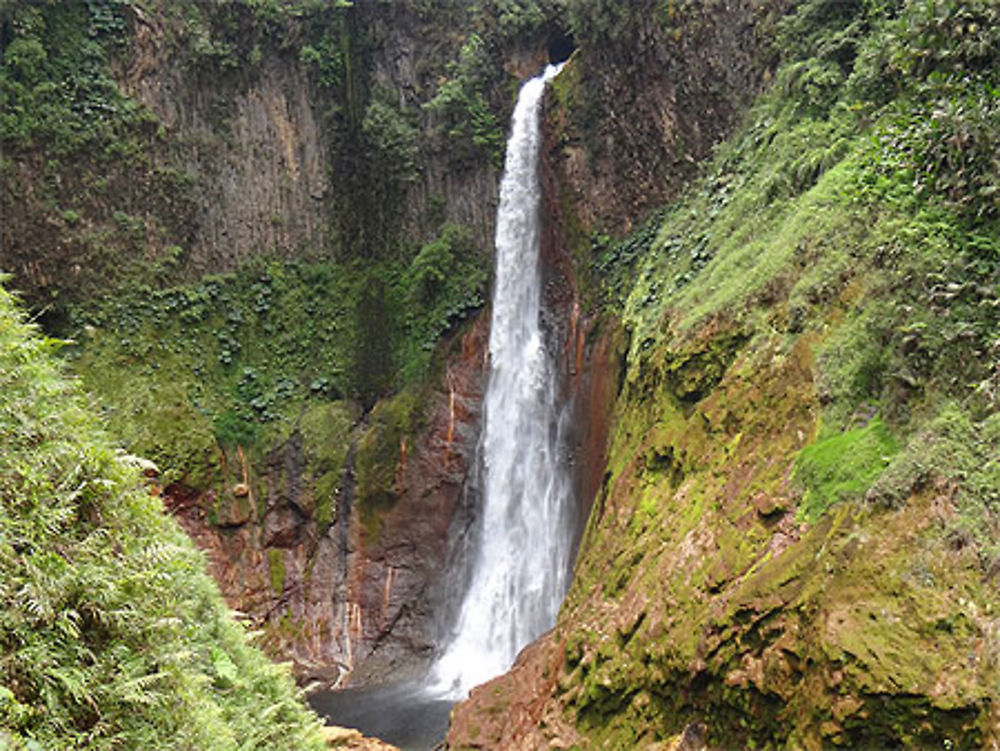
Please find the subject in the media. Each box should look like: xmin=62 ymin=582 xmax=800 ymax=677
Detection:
xmin=445 ymin=1 xmax=1000 ymax=747
xmin=0 ymin=1 xmax=508 ymax=308
xmin=0 ymin=0 xmax=784 ymax=687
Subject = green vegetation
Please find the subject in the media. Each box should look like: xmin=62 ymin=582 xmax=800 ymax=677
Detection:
xmin=0 ymin=1 xmax=198 ymax=310
xmin=165 ymin=0 xmax=355 ymax=76
xmin=536 ymin=1 xmax=1000 ymax=747
xmin=268 ymin=548 xmax=286 ymax=595
xmin=298 ymin=401 xmax=355 ymax=527
xmin=425 ymin=33 xmax=507 ymax=167
xmin=402 ymin=223 xmax=490 ymax=382
xmin=65 ymin=238 xmax=485 ymax=495
xmin=591 ymin=0 xmax=1000 ymax=529
xmin=6 ymin=0 xmax=1000 ymax=746
xmin=67 ymin=260 xmax=355 ymax=487
xmin=354 ymin=386 xmax=426 ymax=541
xmin=424 ymin=0 xmax=569 ymax=166
xmin=0 ymin=1 xmax=142 ymax=155
xmin=794 ymin=417 xmax=899 ymax=521
xmin=869 ymin=404 xmax=1000 ymax=561
xmin=0 ymin=283 xmax=324 ymax=750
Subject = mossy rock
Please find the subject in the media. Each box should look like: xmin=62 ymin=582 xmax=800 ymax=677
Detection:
xmin=354 ymin=385 xmax=428 ymax=542
xmin=299 ymin=400 xmax=356 ymax=528
xmin=794 ymin=416 xmax=899 ymax=522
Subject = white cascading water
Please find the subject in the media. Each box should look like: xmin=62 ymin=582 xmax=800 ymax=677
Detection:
xmin=430 ymin=63 xmax=573 ymax=697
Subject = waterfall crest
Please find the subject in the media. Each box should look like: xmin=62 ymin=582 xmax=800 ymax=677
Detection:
xmin=430 ymin=63 xmax=573 ymax=697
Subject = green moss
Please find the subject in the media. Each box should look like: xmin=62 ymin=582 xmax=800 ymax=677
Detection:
xmin=794 ymin=417 xmax=899 ymax=522
xmin=299 ymin=401 xmax=355 ymax=528
xmin=869 ymin=404 xmax=1000 ymax=563
xmin=268 ymin=549 xmax=286 ymax=596
xmin=556 ymin=286 xmax=995 ymax=748
xmin=354 ymin=386 xmax=427 ymax=541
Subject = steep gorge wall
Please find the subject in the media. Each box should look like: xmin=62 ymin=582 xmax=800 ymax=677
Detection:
xmin=533 ymin=0 xmax=791 ymax=581
xmin=0 ymin=0 xmax=511 ymax=306
xmin=550 ymin=0 xmax=791 ymax=236
xmin=121 ymin=23 xmax=334 ymax=273
xmin=445 ymin=1 xmax=1000 ymax=747
xmin=163 ymin=315 xmax=489 ymax=684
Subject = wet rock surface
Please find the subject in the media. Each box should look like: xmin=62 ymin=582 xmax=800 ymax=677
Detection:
xmin=164 ymin=316 xmax=489 ymax=684
xmin=321 ymin=724 xmax=401 ymax=751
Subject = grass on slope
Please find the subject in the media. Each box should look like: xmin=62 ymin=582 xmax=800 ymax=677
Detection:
xmin=596 ymin=0 xmax=1000 ymax=559
xmin=0 ymin=282 xmax=325 ymax=750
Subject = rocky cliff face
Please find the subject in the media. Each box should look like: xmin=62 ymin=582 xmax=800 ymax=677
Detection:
xmin=122 ymin=13 xmax=334 ymax=273
xmin=549 ymin=0 xmax=790 ymax=236
xmin=2 ymin=1 xmax=523 ymax=310
xmin=161 ymin=315 xmax=488 ymax=684
xmin=3 ymin=1 xmax=331 ymax=306
xmin=444 ymin=0 xmax=1000 ymax=746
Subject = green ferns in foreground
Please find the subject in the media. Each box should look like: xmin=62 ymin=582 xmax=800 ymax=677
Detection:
xmin=0 ymin=285 xmax=324 ymax=749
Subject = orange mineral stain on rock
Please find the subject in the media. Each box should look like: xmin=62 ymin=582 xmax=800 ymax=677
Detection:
xmin=446 ymin=379 xmax=456 ymax=451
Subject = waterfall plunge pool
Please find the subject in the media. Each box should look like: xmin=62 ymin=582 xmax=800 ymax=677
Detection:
xmin=309 ymin=680 xmax=453 ymax=751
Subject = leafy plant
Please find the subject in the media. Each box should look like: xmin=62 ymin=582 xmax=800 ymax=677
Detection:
xmin=0 ymin=282 xmax=325 ymax=750
xmin=66 ymin=259 xmax=354 ymax=485
xmin=425 ymin=34 xmax=505 ymax=166
xmin=0 ymin=1 xmax=145 ymax=156
xmin=401 ymin=223 xmax=489 ymax=382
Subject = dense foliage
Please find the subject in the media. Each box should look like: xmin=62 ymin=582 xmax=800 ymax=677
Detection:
xmin=0 ymin=1 xmax=143 ymax=155
xmin=0 ymin=284 xmax=325 ymax=750
xmin=596 ymin=0 xmax=1000 ymax=570
xmin=66 ymin=237 xmax=486 ymax=488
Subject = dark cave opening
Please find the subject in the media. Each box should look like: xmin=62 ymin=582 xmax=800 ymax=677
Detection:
xmin=548 ymin=30 xmax=576 ymax=64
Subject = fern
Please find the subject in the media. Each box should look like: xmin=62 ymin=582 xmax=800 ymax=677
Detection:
xmin=0 ymin=285 xmax=325 ymax=748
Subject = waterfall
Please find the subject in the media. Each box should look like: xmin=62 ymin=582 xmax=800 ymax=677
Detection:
xmin=430 ymin=63 xmax=573 ymax=697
